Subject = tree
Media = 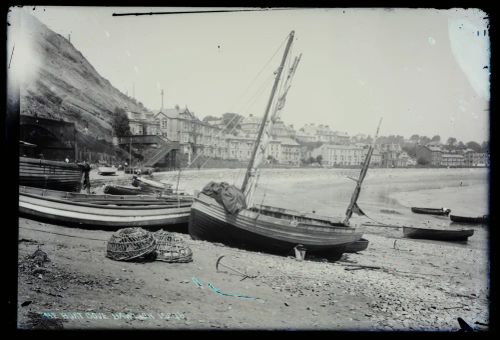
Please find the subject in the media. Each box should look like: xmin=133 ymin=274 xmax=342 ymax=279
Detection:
xmin=222 ymin=112 xmax=243 ymax=133
xmin=410 ymin=134 xmax=420 ymax=143
xmin=402 ymin=145 xmax=417 ymax=158
xmin=447 ymin=137 xmax=457 ymax=147
xmin=316 ymin=155 xmax=323 ymax=165
xmin=457 ymin=141 xmax=466 ymax=149
xmin=417 ymin=156 xmax=430 ymax=166
xmin=466 ymin=141 xmax=482 ymax=153
xmin=419 ymin=136 xmax=431 ymax=145
xmin=431 ymin=135 xmax=441 ymax=143
xmin=481 ymin=141 xmax=489 ymax=153
xmin=112 ymin=107 xmax=131 ymax=137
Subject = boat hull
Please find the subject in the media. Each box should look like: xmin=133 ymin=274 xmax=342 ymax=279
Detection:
xmin=411 ymin=207 xmax=450 ymax=216
xmin=189 ymin=193 xmax=362 ymax=258
xmin=403 ymin=227 xmax=474 ymax=242
xmin=104 ymin=184 xmax=143 ymax=195
xmin=19 ymin=157 xmax=83 ymax=192
xmin=20 ymin=186 xmax=192 ymax=205
xmin=450 ymin=215 xmax=488 ymax=225
xmin=98 ymin=167 xmax=117 ymax=176
xmin=19 ymin=186 xmax=191 ymax=230
xmin=344 ymin=238 xmax=369 ymax=253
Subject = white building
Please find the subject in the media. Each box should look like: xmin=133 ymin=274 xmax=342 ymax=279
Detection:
xmin=311 ymin=144 xmax=365 ymax=166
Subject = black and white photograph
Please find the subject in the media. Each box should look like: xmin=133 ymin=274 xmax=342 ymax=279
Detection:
xmin=8 ymin=6 xmax=490 ymax=331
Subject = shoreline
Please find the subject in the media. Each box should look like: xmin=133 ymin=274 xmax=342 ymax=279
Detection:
xmin=18 ymin=168 xmax=489 ymax=330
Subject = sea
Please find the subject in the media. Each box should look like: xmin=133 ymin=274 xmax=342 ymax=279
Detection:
xmin=155 ymin=167 xmax=489 ymax=251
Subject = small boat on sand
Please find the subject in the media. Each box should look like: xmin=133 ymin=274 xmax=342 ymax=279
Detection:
xmin=411 ymin=207 xmax=451 ymax=216
xmin=402 ymin=226 xmax=474 ymax=242
xmin=19 ymin=186 xmax=192 ymax=229
xmin=98 ymin=166 xmax=117 ymax=176
xmin=132 ymin=176 xmax=171 ymax=193
xmin=104 ymin=184 xmax=144 ymax=195
xmin=450 ymin=214 xmax=488 ymax=225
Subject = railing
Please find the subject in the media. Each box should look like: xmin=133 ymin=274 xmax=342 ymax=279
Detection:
xmin=117 ymin=135 xmax=178 ymax=146
xmin=143 ymin=146 xmax=176 ymax=167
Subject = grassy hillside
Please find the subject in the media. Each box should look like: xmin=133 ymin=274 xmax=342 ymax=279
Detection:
xmin=19 ymin=11 xmax=152 ymax=143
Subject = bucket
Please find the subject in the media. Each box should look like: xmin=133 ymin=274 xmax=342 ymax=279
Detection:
xmin=294 ymin=244 xmax=306 ymax=261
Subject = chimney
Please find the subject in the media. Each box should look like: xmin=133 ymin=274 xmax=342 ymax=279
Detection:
xmin=160 ymin=89 xmax=164 ymax=112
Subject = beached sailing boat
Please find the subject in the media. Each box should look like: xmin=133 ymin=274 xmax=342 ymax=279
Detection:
xmin=189 ymin=31 xmax=380 ymax=258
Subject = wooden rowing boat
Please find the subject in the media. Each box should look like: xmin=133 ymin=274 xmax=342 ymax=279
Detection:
xmin=19 ymin=157 xmax=83 ymax=192
xmin=97 ymin=166 xmax=117 ymax=176
xmin=450 ymin=214 xmax=488 ymax=225
xmin=189 ymin=193 xmax=363 ymax=258
xmin=20 ymin=185 xmax=193 ymax=205
xmin=19 ymin=186 xmax=192 ymax=229
xmin=402 ymin=226 xmax=474 ymax=242
xmin=411 ymin=207 xmax=451 ymax=216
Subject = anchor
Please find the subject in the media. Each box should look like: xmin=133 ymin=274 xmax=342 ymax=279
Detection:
xmin=215 ymin=255 xmax=257 ymax=281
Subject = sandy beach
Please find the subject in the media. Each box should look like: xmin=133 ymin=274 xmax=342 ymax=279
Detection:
xmin=17 ymin=168 xmax=489 ymax=330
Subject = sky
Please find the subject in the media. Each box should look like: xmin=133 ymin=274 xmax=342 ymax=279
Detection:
xmin=20 ymin=6 xmax=490 ymax=143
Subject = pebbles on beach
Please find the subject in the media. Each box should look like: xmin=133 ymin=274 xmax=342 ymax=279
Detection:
xmin=18 ymin=168 xmax=488 ymax=330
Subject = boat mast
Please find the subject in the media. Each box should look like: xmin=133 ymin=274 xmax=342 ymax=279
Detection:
xmin=244 ymin=53 xmax=302 ymax=207
xmin=343 ymin=118 xmax=383 ymax=224
xmin=241 ymin=30 xmax=295 ymax=195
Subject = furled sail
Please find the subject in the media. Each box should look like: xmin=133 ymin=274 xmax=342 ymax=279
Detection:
xmin=343 ymin=118 xmax=383 ymax=224
xmin=242 ymin=54 xmax=302 ymax=206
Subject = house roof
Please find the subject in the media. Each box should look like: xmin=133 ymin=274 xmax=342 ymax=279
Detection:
xmin=427 ymin=146 xmax=443 ymax=152
xmin=241 ymin=115 xmax=262 ymax=125
xmin=278 ymin=138 xmax=300 ymax=146
xmin=226 ymin=135 xmax=256 ymax=141
xmin=154 ymin=107 xmax=194 ymax=120
xmin=442 ymin=154 xmax=464 ymax=158
xmin=319 ymin=144 xmax=364 ymax=150
xmin=334 ymin=131 xmax=349 ymax=137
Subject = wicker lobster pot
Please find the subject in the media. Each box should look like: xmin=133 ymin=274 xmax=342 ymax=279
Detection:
xmin=106 ymin=228 xmax=157 ymax=261
xmin=154 ymin=230 xmax=193 ymax=263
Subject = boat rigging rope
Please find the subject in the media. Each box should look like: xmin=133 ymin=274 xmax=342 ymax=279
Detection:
xmin=198 ymin=115 xmax=248 ymax=169
xmin=172 ymin=108 xmax=246 ymax=183
xmin=176 ymin=71 xmax=271 ymax=175
xmin=197 ymin=74 xmax=274 ymax=170
xmin=359 ymin=213 xmax=402 ymax=229
xmin=175 ymin=32 xmax=290 ymax=183
xmin=227 ymin=33 xmax=289 ymax=113
xmin=238 ymin=72 xmax=275 ymax=116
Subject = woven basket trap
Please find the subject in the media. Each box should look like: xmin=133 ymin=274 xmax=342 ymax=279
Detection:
xmin=106 ymin=227 xmax=156 ymax=261
xmin=154 ymin=230 xmax=193 ymax=263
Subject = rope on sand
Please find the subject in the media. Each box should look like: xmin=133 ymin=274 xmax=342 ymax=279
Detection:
xmin=361 ymin=213 xmax=403 ymax=229
xmin=191 ymin=276 xmax=260 ymax=300
xmin=19 ymin=226 xmax=108 ymax=242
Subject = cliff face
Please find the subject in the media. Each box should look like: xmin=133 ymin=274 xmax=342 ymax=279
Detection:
xmin=18 ymin=11 xmax=151 ymax=142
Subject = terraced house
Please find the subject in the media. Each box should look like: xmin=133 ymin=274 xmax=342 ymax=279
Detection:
xmin=126 ymin=111 xmax=161 ymax=136
xmin=440 ymin=153 xmax=465 ymax=167
xmin=311 ymin=144 xmax=365 ymax=167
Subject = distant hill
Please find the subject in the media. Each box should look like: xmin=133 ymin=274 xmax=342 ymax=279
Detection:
xmin=19 ymin=11 xmax=152 ymax=143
